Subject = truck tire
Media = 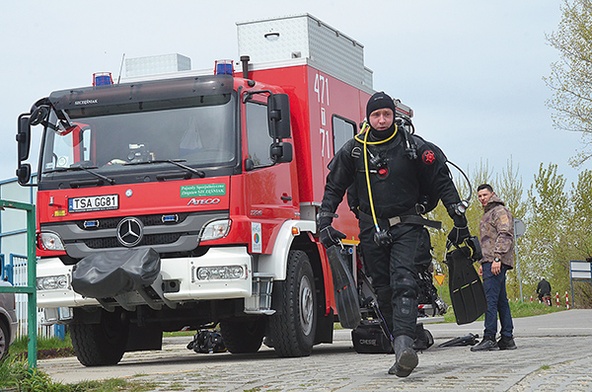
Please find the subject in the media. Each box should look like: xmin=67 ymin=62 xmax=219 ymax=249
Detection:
xmin=269 ymin=250 xmax=317 ymax=357
xmin=0 ymin=319 xmax=9 ymax=361
xmin=219 ymin=318 xmax=265 ymax=353
xmin=70 ymin=308 xmax=129 ymax=366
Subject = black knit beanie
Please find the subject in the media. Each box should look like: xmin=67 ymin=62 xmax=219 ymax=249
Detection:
xmin=366 ymin=91 xmax=396 ymax=120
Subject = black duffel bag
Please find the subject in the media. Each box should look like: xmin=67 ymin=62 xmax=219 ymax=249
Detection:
xmin=351 ymin=319 xmax=394 ymax=354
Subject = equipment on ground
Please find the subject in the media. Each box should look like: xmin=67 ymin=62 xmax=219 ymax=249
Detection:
xmin=187 ymin=329 xmax=227 ymax=354
xmin=438 ymin=333 xmax=479 ymax=347
xmin=352 ymin=266 xmax=436 ymax=354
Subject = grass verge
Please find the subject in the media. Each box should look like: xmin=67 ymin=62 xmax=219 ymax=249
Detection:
xmin=443 ymin=299 xmax=565 ymax=323
xmin=0 ymin=356 xmax=158 ymax=392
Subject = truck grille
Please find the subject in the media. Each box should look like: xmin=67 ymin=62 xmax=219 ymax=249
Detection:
xmin=84 ymin=233 xmax=183 ymax=249
xmin=75 ymin=213 xmax=189 ymax=230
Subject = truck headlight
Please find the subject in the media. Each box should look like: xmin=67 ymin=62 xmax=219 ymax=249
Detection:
xmin=196 ymin=265 xmax=246 ymax=280
xmin=38 ymin=231 xmax=66 ymax=251
xmin=200 ymin=219 xmax=231 ymax=241
xmin=37 ymin=274 xmax=69 ymax=290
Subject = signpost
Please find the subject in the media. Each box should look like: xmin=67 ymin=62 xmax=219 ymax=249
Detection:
xmin=569 ymin=260 xmax=592 ymax=308
xmin=514 ymin=219 xmax=525 ymax=301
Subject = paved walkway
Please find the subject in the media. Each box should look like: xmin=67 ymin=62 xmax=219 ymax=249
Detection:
xmin=40 ymin=310 xmax=592 ymax=391
xmin=123 ymin=336 xmax=592 ymax=391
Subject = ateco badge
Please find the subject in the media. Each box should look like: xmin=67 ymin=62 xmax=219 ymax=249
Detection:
xmin=116 ymin=217 xmax=143 ymax=247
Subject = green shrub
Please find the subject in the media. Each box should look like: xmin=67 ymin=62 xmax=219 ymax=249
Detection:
xmin=442 ymin=297 xmax=565 ymax=323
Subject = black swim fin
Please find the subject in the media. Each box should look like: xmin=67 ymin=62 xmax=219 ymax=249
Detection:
xmin=326 ymin=244 xmax=361 ymax=329
xmin=445 ymin=241 xmax=487 ymax=325
xmin=438 ymin=333 xmax=479 ymax=347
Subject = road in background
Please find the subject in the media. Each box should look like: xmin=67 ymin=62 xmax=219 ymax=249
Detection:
xmin=39 ymin=310 xmax=592 ymax=391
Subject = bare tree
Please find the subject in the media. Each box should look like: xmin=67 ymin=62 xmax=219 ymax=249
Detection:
xmin=545 ymin=0 xmax=592 ymax=166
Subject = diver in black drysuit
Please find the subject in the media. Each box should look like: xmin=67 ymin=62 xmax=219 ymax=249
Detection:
xmin=318 ymin=91 xmax=471 ymax=376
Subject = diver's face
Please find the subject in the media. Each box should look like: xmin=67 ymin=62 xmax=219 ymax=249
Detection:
xmin=369 ymin=108 xmax=394 ymax=131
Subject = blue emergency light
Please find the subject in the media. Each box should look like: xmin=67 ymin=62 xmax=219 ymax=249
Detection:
xmin=214 ymin=60 xmax=234 ymax=75
xmin=93 ymin=72 xmax=113 ymax=86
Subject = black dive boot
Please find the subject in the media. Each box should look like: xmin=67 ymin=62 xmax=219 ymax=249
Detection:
xmin=388 ymin=335 xmax=419 ymax=377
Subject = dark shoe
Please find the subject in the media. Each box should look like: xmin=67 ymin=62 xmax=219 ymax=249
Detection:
xmin=388 ymin=335 xmax=419 ymax=377
xmin=470 ymin=336 xmax=499 ymax=352
xmin=498 ymin=336 xmax=517 ymax=350
xmin=412 ymin=323 xmax=434 ymax=351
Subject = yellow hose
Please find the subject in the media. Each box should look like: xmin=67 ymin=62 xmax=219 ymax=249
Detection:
xmin=359 ymin=123 xmax=398 ymax=232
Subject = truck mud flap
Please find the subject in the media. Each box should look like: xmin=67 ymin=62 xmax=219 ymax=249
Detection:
xmin=326 ymin=245 xmax=361 ymax=329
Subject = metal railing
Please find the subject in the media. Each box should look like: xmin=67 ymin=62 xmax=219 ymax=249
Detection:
xmin=0 ymin=199 xmax=37 ymax=368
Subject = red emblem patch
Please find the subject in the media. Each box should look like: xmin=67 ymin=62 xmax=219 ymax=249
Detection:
xmin=422 ymin=150 xmax=436 ymax=165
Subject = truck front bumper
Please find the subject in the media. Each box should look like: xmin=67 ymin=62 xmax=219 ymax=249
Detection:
xmin=37 ymin=247 xmax=260 ymax=317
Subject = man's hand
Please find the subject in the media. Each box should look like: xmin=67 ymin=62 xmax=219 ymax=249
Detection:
xmin=319 ymin=226 xmax=346 ymax=248
xmin=447 ymin=225 xmax=470 ymax=246
xmin=492 ymin=259 xmax=502 ymax=275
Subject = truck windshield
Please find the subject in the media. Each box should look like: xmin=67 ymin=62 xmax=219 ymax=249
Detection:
xmin=39 ymin=95 xmax=237 ymax=178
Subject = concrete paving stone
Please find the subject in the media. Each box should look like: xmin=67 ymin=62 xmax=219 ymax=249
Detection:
xmin=38 ymin=310 xmax=592 ymax=391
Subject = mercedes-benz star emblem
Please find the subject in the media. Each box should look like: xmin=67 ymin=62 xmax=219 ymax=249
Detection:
xmin=116 ymin=217 xmax=143 ymax=247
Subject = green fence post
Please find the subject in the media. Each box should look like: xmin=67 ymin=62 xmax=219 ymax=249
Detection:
xmin=0 ymin=199 xmax=37 ymax=369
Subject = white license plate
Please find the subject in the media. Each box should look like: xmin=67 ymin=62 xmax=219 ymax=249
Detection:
xmin=68 ymin=194 xmax=119 ymax=212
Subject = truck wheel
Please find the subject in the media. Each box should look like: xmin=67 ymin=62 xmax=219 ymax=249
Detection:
xmin=219 ymin=318 xmax=265 ymax=353
xmin=0 ymin=320 xmax=9 ymax=361
xmin=269 ymin=250 xmax=317 ymax=357
xmin=70 ymin=308 xmax=129 ymax=366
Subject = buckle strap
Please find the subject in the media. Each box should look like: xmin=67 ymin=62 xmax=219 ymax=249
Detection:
xmin=359 ymin=211 xmax=442 ymax=230
xmin=390 ymin=215 xmax=442 ymax=230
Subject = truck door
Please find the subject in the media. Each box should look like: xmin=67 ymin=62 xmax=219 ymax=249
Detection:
xmin=243 ymin=98 xmax=296 ymax=254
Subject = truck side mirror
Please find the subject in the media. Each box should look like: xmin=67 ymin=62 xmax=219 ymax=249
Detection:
xmin=16 ymin=114 xmax=31 ymax=162
xmin=270 ymin=142 xmax=293 ymax=163
xmin=16 ymin=163 xmax=31 ymax=186
xmin=268 ymin=94 xmax=291 ymax=139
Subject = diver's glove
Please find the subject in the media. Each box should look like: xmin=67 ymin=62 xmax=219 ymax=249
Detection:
xmin=465 ymin=236 xmax=483 ymax=261
xmin=317 ymin=212 xmax=346 ymax=248
xmin=447 ymin=214 xmax=470 ymax=246
xmin=320 ymin=226 xmax=346 ymax=248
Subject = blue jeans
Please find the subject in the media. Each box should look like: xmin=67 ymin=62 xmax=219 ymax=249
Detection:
xmin=482 ymin=262 xmax=514 ymax=338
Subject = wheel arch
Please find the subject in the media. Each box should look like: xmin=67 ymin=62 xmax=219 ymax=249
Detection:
xmin=259 ymin=220 xmax=335 ymax=345
xmin=258 ymin=219 xmax=316 ymax=280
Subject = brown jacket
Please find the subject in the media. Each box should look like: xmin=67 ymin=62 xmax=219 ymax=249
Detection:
xmin=479 ymin=194 xmax=514 ymax=269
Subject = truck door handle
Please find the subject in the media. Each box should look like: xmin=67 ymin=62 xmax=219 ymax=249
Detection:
xmin=281 ymin=194 xmax=292 ymax=202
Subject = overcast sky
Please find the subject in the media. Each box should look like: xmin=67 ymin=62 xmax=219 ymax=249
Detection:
xmin=1 ymin=0 xmax=585 ymax=194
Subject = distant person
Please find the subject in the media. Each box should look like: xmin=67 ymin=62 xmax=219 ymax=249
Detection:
xmin=471 ymin=184 xmax=517 ymax=351
xmin=536 ymin=278 xmax=552 ymax=304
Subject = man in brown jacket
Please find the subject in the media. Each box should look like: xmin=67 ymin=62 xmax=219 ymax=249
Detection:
xmin=471 ymin=184 xmax=517 ymax=351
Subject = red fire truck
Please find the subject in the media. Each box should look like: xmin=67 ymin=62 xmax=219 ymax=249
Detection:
xmin=15 ymin=15 xmax=430 ymax=366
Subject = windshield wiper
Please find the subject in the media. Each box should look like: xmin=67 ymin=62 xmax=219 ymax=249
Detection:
xmin=124 ymin=159 xmax=206 ymax=178
xmin=45 ymin=165 xmax=116 ymax=185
